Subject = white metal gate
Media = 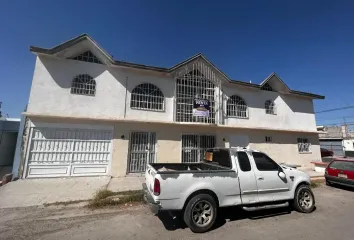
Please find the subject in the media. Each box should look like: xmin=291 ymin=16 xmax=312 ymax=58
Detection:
xmin=26 ymin=127 xmax=112 ymax=178
xmin=181 ymin=134 xmax=216 ymax=163
xmin=128 ymin=132 xmax=156 ymax=173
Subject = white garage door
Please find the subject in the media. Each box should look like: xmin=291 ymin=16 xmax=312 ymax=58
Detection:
xmin=25 ymin=127 xmax=113 ymax=178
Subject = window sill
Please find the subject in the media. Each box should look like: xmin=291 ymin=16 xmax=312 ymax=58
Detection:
xmin=226 ymin=116 xmax=249 ymax=119
xmin=299 ymin=152 xmax=312 ymax=154
xmin=130 ymin=107 xmax=165 ymax=113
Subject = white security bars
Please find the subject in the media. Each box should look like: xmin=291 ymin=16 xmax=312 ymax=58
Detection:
xmin=175 ymin=61 xmax=221 ymax=124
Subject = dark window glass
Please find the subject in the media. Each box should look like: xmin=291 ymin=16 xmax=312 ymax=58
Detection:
xmin=237 ymin=152 xmax=251 ymax=172
xmin=204 ymin=149 xmax=231 ymax=168
xmin=252 ymin=152 xmax=279 ymax=171
xmin=330 ymin=161 xmax=354 ymax=171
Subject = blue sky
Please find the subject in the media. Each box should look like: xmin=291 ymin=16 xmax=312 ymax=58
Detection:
xmin=0 ymin=0 xmax=353 ymax=125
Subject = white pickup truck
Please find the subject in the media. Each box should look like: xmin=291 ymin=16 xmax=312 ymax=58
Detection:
xmin=143 ymin=147 xmax=315 ymax=233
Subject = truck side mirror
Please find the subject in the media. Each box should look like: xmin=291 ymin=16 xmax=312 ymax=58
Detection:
xmin=278 ymin=171 xmax=286 ymax=179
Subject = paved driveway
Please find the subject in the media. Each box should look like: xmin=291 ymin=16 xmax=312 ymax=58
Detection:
xmin=1 ymin=185 xmax=354 ymax=240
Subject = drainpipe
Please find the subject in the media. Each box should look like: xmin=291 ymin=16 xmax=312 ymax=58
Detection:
xmin=123 ymin=76 xmax=128 ymax=119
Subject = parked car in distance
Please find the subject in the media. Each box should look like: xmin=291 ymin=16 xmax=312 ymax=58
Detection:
xmin=321 ymin=148 xmax=334 ymax=157
xmin=325 ymin=159 xmax=354 ymax=188
xmin=143 ymin=147 xmax=315 ymax=233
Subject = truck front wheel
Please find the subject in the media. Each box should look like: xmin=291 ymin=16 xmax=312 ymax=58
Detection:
xmin=293 ymin=185 xmax=315 ymax=213
xmin=183 ymin=194 xmax=217 ymax=233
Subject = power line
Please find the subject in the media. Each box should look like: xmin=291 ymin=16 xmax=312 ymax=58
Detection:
xmin=315 ymin=105 xmax=354 ymax=113
xmin=316 ymin=115 xmax=354 ymax=121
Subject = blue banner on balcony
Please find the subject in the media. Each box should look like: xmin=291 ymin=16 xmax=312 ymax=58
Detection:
xmin=193 ymin=99 xmax=210 ymax=117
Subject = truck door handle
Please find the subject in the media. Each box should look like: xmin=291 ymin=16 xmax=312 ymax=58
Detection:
xmin=258 ymin=177 xmax=264 ymax=180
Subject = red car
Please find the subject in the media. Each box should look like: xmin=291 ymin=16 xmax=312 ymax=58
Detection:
xmin=325 ymin=159 xmax=354 ymax=188
xmin=321 ymin=148 xmax=334 ymax=157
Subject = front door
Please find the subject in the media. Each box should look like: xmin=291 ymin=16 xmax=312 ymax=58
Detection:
xmin=235 ymin=151 xmax=259 ymax=204
xmin=128 ymin=132 xmax=156 ymax=173
xmin=251 ymin=152 xmax=290 ymax=202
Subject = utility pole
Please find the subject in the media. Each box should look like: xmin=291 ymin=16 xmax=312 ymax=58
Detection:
xmin=343 ymin=116 xmax=349 ymax=139
xmin=0 ymin=102 xmax=2 ymax=119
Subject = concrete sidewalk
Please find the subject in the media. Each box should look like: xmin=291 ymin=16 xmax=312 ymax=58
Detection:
xmin=0 ymin=176 xmax=145 ymax=209
xmin=0 ymin=177 xmax=110 ymax=208
xmin=107 ymin=176 xmax=144 ymax=192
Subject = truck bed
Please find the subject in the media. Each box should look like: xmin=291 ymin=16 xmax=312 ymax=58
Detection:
xmin=149 ymin=162 xmax=232 ymax=173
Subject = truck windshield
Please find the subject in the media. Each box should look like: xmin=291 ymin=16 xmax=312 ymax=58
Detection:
xmin=203 ymin=149 xmax=232 ymax=168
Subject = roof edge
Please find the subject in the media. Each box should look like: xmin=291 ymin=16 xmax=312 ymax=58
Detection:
xmin=29 ymin=34 xmax=325 ymax=99
xmin=289 ymin=90 xmax=325 ymax=99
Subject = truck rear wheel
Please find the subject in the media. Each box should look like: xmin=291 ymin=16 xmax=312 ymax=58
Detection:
xmin=293 ymin=185 xmax=315 ymax=213
xmin=183 ymin=194 xmax=217 ymax=233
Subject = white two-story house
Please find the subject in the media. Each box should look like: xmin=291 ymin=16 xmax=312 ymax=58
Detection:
xmin=21 ymin=34 xmax=324 ymax=178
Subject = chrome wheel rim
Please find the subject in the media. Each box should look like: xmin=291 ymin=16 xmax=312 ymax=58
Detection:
xmin=192 ymin=200 xmax=213 ymax=227
xmin=298 ymin=189 xmax=313 ymax=210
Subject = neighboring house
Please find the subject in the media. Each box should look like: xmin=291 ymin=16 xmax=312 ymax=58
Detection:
xmin=317 ymin=125 xmax=354 ymax=157
xmin=20 ymin=34 xmax=324 ymax=178
xmin=0 ymin=118 xmax=20 ymax=179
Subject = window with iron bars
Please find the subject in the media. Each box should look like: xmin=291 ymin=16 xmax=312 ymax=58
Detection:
xmin=175 ymin=69 xmax=216 ymax=124
xmin=227 ymin=95 xmax=248 ymax=118
xmin=297 ymin=138 xmax=311 ymax=153
xmin=261 ymin=83 xmax=274 ymax=91
xmin=130 ymin=83 xmax=164 ymax=111
xmin=265 ymin=100 xmax=276 ymax=115
xmin=181 ymin=134 xmax=216 ymax=163
xmin=70 ymin=74 xmax=96 ymax=96
xmin=71 ymin=51 xmax=102 ymax=64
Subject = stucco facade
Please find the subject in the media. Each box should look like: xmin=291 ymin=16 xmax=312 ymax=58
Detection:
xmin=28 ymin=55 xmax=317 ymax=132
xmin=21 ymin=34 xmax=324 ymax=178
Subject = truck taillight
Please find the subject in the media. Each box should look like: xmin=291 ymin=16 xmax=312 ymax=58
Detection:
xmin=153 ymin=178 xmax=160 ymax=196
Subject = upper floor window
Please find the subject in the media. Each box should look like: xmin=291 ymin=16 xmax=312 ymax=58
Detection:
xmin=70 ymin=74 xmax=96 ymax=96
xmin=265 ymin=100 xmax=276 ymax=115
xmin=298 ymin=138 xmax=311 ymax=153
xmin=227 ymin=95 xmax=248 ymax=118
xmin=131 ymin=83 xmax=164 ymax=111
xmin=71 ymin=51 xmax=102 ymax=64
xmin=261 ymin=83 xmax=274 ymax=91
xmin=175 ymin=67 xmax=218 ymax=124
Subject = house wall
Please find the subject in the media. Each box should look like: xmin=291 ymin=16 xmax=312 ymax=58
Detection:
xmin=27 ymin=56 xmax=174 ymax=121
xmin=223 ymin=82 xmax=317 ymax=132
xmin=25 ymin=117 xmax=321 ymax=177
xmin=27 ymin=56 xmax=318 ymax=132
xmin=111 ymin=121 xmax=321 ymax=177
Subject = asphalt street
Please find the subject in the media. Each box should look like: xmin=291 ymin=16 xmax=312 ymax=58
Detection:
xmin=1 ymin=185 xmax=353 ymax=240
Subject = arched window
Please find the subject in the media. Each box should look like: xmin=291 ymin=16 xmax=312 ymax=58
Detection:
xmin=70 ymin=74 xmax=96 ymax=96
xmin=227 ymin=95 xmax=248 ymax=118
xmin=71 ymin=51 xmax=102 ymax=64
xmin=265 ymin=100 xmax=276 ymax=114
xmin=175 ymin=65 xmax=219 ymax=124
xmin=261 ymin=83 xmax=274 ymax=91
xmin=131 ymin=83 xmax=164 ymax=111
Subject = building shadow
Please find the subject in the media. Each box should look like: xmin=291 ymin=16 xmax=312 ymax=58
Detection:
xmin=157 ymin=206 xmax=293 ymax=232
